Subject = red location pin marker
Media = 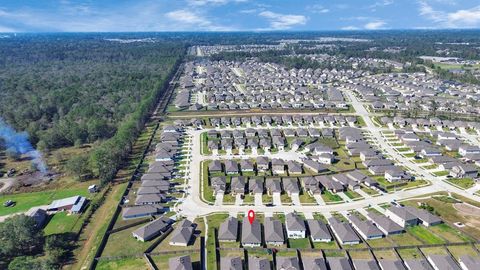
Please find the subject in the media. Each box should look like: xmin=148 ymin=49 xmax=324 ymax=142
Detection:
xmin=247 ymin=210 xmax=255 ymax=225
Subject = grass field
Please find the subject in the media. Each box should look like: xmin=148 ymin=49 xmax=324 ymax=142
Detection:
xmin=428 ymin=224 xmax=473 ymax=243
xmin=102 ymin=224 xmax=152 ymax=257
xmin=206 ymin=213 xmax=229 ymax=270
xmin=44 ymin=211 xmax=85 ymax=235
xmin=445 ymin=178 xmax=475 ymax=189
xmin=152 ymin=252 xmax=201 ymax=270
xmin=96 ymin=258 xmax=148 ymax=270
xmin=389 ymin=232 xmax=423 ymax=246
xmin=288 ymin=238 xmax=311 ymax=249
xmin=0 ymin=184 xmax=92 ymax=216
xmin=373 ymin=249 xmax=397 ymax=260
xmin=447 ymin=245 xmax=479 ymax=260
xmin=407 ymin=226 xmax=445 ymax=245
xmin=322 ymin=191 xmax=343 ymax=203
xmin=396 ymin=248 xmax=423 ymax=260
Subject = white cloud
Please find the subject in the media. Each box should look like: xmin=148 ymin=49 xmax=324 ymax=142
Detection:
xmin=364 ymin=20 xmax=387 ymax=29
xmin=308 ymin=4 xmax=330 ymax=14
xmin=369 ymin=0 xmax=394 ymax=10
xmin=418 ymin=1 xmax=480 ymax=28
xmin=166 ymin=9 xmax=233 ymax=31
xmin=447 ymin=6 xmax=480 ymax=26
xmin=341 ymin=26 xmax=360 ymax=30
xmin=259 ymin=11 xmax=307 ymax=30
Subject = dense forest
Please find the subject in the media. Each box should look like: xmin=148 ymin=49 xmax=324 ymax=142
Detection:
xmin=0 ymin=34 xmax=184 ymax=183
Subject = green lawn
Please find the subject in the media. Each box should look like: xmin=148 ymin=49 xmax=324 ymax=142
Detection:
xmin=0 ymin=186 xmax=91 ymax=216
xmin=96 ymin=258 xmax=148 ymax=270
xmin=407 ymin=226 xmax=445 ymax=245
xmin=429 ymin=224 xmax=473 ymax=243
xmin=322 ymin=191 xmax=343 ymax=203
xmin=299 ymin=193 xmax=316 ymax=204
xmin=102 ymin=224 xmax=153 ymax=257
xmin=344 ymin=190 xmax=362 ymax=200
xmin=389 ymin=232 xmax=423 ymax=246
xmin=446 ymin=178 xmax=475 ymax=189
xmin=44 ymin=212 xmax=85 ymax=235
xmin=434 ymin=171 xmax=449 ymax=177
xmin=288 ymin=238 xmax=311 ymax=249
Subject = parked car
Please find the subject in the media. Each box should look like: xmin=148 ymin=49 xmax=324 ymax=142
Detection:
xmin=3 ymin=200 xmax=15 ymax=207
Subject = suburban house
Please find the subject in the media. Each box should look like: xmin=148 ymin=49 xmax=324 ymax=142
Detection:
xmin=347 ymin=214 xmax=383 ymax=240
xmin=286 ymin=213 xmax=306 ymax=239
xmin=220 ymin=257 xmax=243 ymax=270
xmin=326 ymin=257 xmax=352 ymax=270
xmin=307 ymin=219 xmax=332 ymax=243
xmin=249 ymin=256 xmax=271 ymax=270
xmin=352 ymin=259 xmax=380 ymax=270
xmin=458 ymin=255 xmax=480 ymax=270
xmin=132 ymin=217 xmax=172 ymax=242
xmin=427 ymin=255 xmax=461 ymax=270
xmin=122 ymin=205 xmax=162 ymax=220
xmin=276 ymin=257 xmax=300 ymax=270
xmin=256 ymin=156 xmax=270 ymax=172
xmin=367 ymin=212 xmax=404 ymax=235
xmin=265 ymin=178 xmax=282 ymax=195
xmin=230 ymin=176 xmax=246 ymax=195
xmin=450 ymin=164 xmax=478 ymax=179
xmin=209 ymin=160 xmax=223 ymax=173
xmin=169 ymin=255 xmax=193 ymax=270
xmin=135 ymin=193 xmax=166 ymax=205
xmin=169 ymin=219 xmax=196 ymax=246
xmin=328 ymin=217 xmax=360 ymax=245
xmin=218 ymin=217 xmax=239 ymax=242
xmin=211 ymin=176 xmax=227 ymax=195
xmin=302 ymin=258 xmax=328 ymax=270
xmin=403 ymin=259 xmax=434 ymax=270
xmin=404 ymin=206 xmax=442 ymax=227
xmin=264 ymin=217 xmax=285 ymax=246
xmin=225 ymin=160 xmax=239 ymax=174
xmin=248 ymin=178 xmax=264 ymax=194
xmin=385 ymin=206 xmax=418 ymax=227
xmin=378 ymin=259 xmax=406 ymax=270
xmin=241 ymin=216 xmax=262 ymax=247
xmin=282 ymin=178 xmax=300 ymax=196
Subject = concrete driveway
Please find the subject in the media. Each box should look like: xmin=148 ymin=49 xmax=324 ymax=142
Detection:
xmin=215 ymin=193 xmax=224 ymax=206
xmin=291 ymin=194 xmax=301 ymax=206
xmin=254 ymin=193 xmax=263 ymax=206
xmin=273 ymin=193 xmax=282 ymax=206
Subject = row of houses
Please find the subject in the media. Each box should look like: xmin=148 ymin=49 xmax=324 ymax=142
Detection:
xmin=396 ymin=130 xmax=479 ymax=178
xmin=179 ymin=60 xmax=353 ymax=111
xmin=348 ymin=72 xmax=480 ymax=115
xmin=215 ymin=253 xmax=479 ymax=270
xmin=340 ymin=127 xmax=411 ymax=183
xmin=208 ymin=114 xmax=357 ymax=127
xmin=380 ymin=116 xmax=480 ymax=132
xmin=122 ymin=125 xmax=184 ymax=220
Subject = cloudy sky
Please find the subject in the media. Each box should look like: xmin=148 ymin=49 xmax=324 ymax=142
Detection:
xmin=0 ymin=0 xmax=479 ymax=32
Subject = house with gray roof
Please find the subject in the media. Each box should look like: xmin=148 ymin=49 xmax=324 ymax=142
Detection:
xmin=302 ymin=258 xmax=327 ymax=270
xmin=249 ymin=256 xmax=271 ymax=270
xmin=276 ymin=257 xmax=300 ymax=270
xmin=367 ymin=212 xmax=404 ymax=235
xmin=220 ymin=257 xmax=243 ymax=270
xmin=209 ymin=160 xmax=223 ymax=173
xmin=347 ymin=214 xmax=383 ymax=240
xmin=307 ymin=219 xmax=332 ymax=242
xmin=225 ymin=160 xmax=239 ymax=174
xmin=169 ymin=255 xmax=193 ymax=270
xmin=385 ymin=206 xmax=418 ymax=227
xmin=427 ymin=255 xmax=461 ymax=270
xmin=264 ymin=217 xmax=285 ymax=245
xmin=248 ymin=178 xmax=264 ymax=194
xmin=302 ymin=159 xmax=328 ymax=173
xmin=122 ymin=205 xmax=162 ymax=220
xmin=403 ymin=259 xmax=433 ymax=270
xmin=272 ymin=159 xmax=286 ymax=174
xmin=302 ymin=176 xmax=321 ymax=195
xmin=133 ymin=217 xmax=172 ymax=242
xmin=231 ymin=176 xmax=246 ymax=195
xmin=240 ymin=159 xmax=255 ymax=172
xmin=169 ymin=220 xmax=196 ymax=246
xmin=326 ymin=257 xmax=353 ymax=270
xmin=266 ymin=178 xmax=282 ymax=195
xmin=352 ymin=259 xmax=380 ymax=270
xmin=286 ymin=213 xmax=306 ymax=239
xmin=282 ymin=178 xmax=300 ymax=196
xmin=241 ymin=216 xmax=262 ymax=247
xmin=211 ymin=176 xmax=227 ymax=195
xmin=316 ymin=175 xmax=345 ymax=193
xmin=256 ymin=156 xmax=270 ymax=172
xmin=29 ymin=208 xmax=48 ymax=228
xmin=378 ymin=259 xmax=406 ymax=270
xmin=135 ymin=193 xmax=166 ymax=205
xmin=459 ymin=255 xmax=480 ymax=270
xmin=218 ymin=217 xmax=238 ymax=242
xmin=405 ymin=206 xmax=442 ymax=227
xmin=328 ymin=217 xmax=360 ymax=245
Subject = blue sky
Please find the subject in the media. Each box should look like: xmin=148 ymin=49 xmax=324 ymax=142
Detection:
xmin=0 ymin=0 xmax=479 ymax=32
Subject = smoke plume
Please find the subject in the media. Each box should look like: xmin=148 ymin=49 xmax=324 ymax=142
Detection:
xmin=0 ymin=118 xmax=47 ymax=173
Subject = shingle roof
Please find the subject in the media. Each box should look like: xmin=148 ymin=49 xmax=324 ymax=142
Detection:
xmin=218 ymin=217 xmax=238 ymax=241
xmin=306 ymin=219 xmax=331 ymax=241
xmin=241 ymin=217 xmax=262 ymax=245
xmin=264 ymin=217 xmax=285 ymax=243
